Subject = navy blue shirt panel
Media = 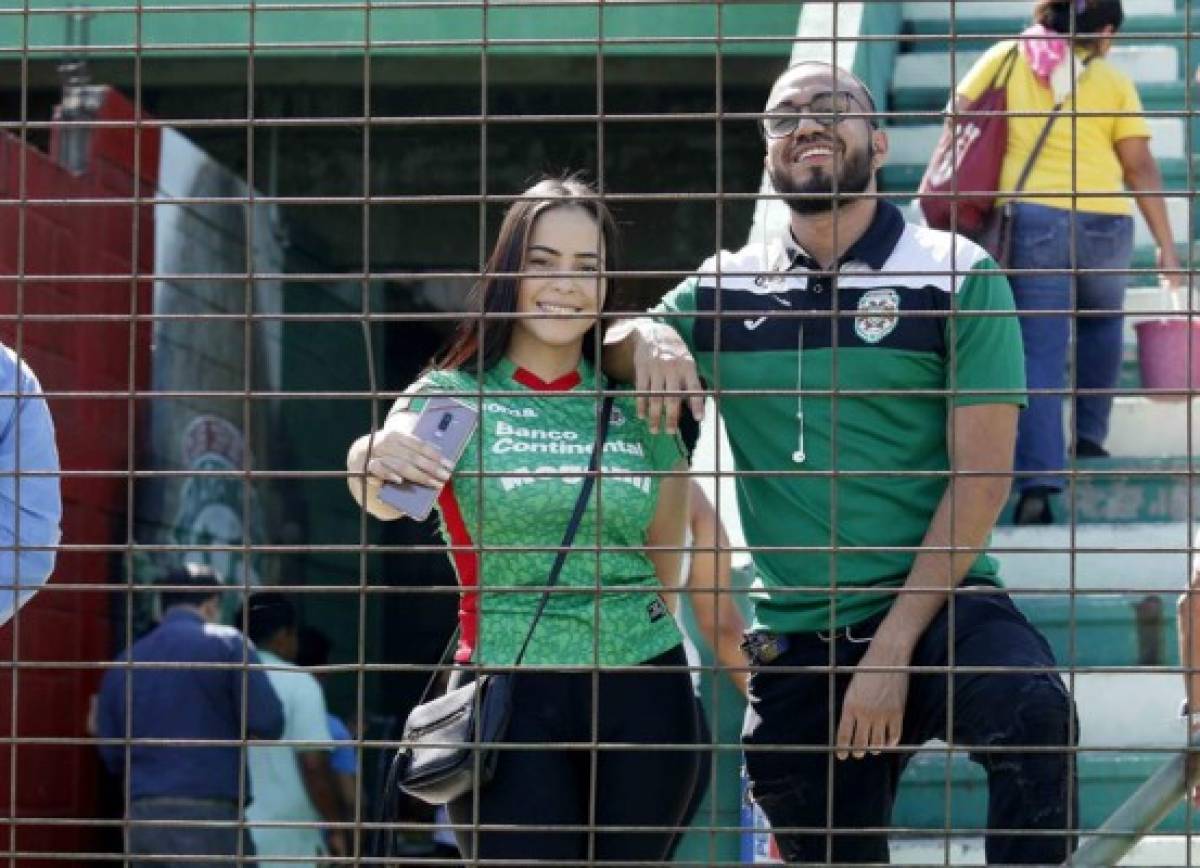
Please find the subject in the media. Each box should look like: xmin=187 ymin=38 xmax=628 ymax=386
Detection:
xmin=96 ymin=608 xmax=285 ymax=801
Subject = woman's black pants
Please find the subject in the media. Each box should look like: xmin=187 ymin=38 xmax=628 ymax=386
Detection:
xmin=448 ymin=645 xmax=701 ymax=864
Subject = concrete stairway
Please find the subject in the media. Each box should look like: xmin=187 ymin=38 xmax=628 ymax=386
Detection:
xmin=882 ymin=0 xmax=1198 ymax=856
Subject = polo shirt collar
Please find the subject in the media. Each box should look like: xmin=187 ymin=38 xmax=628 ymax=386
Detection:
xmin=775 ymin=200 xmax=905 ymax=273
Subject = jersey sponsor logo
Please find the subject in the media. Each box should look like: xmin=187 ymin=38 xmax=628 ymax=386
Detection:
xmin=854 ymin=288 xmax=901 ymax=344
xmin=492 ymin=436 xmax=646 ymax=458
xmin=744 ymin=316 xmax=767 ymax=331
xmin=486 ymin=401 xmax=537 ymax=419
xmin=494 ymin=419 xmax=579 ymax=442
xmin=500 ymin=464 xmax=652 ymax=494
xmin=647 ymin=597 xmax=668 ymax=623
xmin=492 ymin=420 xmax=646 ymax=458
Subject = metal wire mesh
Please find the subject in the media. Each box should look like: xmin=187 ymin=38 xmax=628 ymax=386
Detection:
xmin=0 ymin=0 xmax=1195 ymax=864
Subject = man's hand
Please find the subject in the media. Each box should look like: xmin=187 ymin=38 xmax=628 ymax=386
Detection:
xmin=628 ymin=320 xmax=705 ymax=434
xmin=835 ymin=645 xmax=911 ymax=761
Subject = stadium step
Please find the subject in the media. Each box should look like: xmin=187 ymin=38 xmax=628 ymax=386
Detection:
xmin=891 ymin=835 xmax=1200 ymax=865
xmin=902 ymin=0 xmax=1179 ymax=37
xmin=902 ymin=0 xmax=1176 ymax=24
xmin=891 ymin=77 xmax=1190 ymax=114
xmin=893 ymin=43 xmax=1181 ymax=92
xmin=990 ymin=522 xmax=1191 ymax=592
xmin=897 ymin=748 xmax=1192 ymax=833
xmin=997 ymin=457 xmax=1199 ymax=524
xmin=896 ymin=670 xmax=1187 ymax=830
xmin=1012 ymin=593 xmax=1178 ymax=669
xmin=896 ymin=671 xmax=1185 ymax=831
xmin=1103 ymin=397 xmax=1200 ymax=457
xmin=884 ymin=119 xmax=1186 ymax=166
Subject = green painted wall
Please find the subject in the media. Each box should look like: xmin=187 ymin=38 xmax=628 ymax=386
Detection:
xmin=3 ymin=2 xmax=799 ymax=57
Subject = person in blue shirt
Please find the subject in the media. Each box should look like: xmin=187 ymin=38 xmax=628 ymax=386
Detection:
xmin=0 ymin=343 xmax=61 ymax=625
xmin=95 ymin=564 xmax=285 ymax=868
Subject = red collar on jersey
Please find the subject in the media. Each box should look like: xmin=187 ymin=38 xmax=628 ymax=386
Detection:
xmin=511 ymin=366 xmax=582 ymax=392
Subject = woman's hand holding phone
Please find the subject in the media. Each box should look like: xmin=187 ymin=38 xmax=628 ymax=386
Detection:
xmin=366 ymin=426 xmax=455 ymax=491
xmin=348 ymin=398 xmax=478 ymax=521
xmin=346 ymin=412 xmax=455 ymax=520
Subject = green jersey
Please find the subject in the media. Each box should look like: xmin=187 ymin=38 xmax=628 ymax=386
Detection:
xmin=653 ymin=202 xmax=1026 ymax=634
xmin=399 ymin=357 xmax=686 ymax=666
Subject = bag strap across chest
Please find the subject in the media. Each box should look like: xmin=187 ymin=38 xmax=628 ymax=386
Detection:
xmin=416 ymin=390 xmax=616 ymax=700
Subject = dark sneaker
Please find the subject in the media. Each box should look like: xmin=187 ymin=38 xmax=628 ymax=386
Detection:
xmin=1074 ymin=438 xmax=1110 ymax=459
xmin=1014 ymin=487 xmax=1055 ymax=525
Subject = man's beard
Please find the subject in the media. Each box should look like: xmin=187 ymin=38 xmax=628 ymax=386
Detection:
xmin=768 ymin=141 xmax=874 ymax=215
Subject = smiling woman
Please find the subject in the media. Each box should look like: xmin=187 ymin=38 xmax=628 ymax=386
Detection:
xmin=344 ymin=176 xmax=703 ymax=862
xmin=430 ymin=177 xmax=620 ymax=375
xmin=510 ymin=203 xmax=608 ymax=367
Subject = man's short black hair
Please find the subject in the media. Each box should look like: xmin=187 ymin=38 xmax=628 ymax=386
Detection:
xmin=156 ymin=563 xmax=223 ymax=611
xmin=238 ymin=592 xmax=298 ymax=645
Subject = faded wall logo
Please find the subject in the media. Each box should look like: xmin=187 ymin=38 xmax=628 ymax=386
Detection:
xmin=172 ymin=415 xmax=264 ymax=587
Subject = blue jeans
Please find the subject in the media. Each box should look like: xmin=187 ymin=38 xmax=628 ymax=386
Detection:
xmin=1008 ymin=203 xmax=1134 ymax=493
xmin=128 ymin=797 xmax=256 ymax=868
xmin=742 ymin=590 xmax=1078 ymax=864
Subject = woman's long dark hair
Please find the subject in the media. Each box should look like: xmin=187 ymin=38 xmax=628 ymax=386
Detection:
xmin=432 ymin=176 xmax=621 ymax=375
xmin=1035 ymin=0 xmax=1123 ymax=40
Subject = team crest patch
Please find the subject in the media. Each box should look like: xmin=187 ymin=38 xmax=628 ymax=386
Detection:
xmin=609 ymin=405 xmax=626 ymax=426
xmin=854 ymin=289 xmax=900 ymax=344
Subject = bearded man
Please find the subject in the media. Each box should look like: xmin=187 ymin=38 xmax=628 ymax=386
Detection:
xmin=604 ymin=61 xmax=1077 ymax=864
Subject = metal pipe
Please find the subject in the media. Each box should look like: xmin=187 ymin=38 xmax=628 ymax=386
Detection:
xmin=1066 ymin=734 xmax=1200 ymax=866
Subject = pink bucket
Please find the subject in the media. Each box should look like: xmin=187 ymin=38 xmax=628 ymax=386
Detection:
xmin=1134 ymin=319 xmax=1200 ymax=394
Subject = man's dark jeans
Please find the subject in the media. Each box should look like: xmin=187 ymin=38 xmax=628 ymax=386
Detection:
xmin=742 ymin=589 xmax=1078 ymax=865
xmin=128 ymin=797 xmax=256 ymax=868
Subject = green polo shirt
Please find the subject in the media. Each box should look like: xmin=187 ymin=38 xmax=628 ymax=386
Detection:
xmin=653 ymin=202 xmax=1026 ymax=633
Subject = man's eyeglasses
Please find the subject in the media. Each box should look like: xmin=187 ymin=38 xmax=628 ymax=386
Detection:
xmin=761 ymin=91 xmax=874 ymax=139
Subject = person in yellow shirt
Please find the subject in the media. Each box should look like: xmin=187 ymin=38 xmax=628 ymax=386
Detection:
xmin=954 ymin=0 xmax=1182 ymax=525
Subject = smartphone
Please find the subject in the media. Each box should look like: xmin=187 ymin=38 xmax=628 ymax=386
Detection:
xmin=378 ymin=397 xmax=479 ymax=521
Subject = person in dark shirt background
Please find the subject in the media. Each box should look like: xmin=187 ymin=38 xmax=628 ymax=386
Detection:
xmin=295 ymin=626 xmax=359 ymax=820
xmin=95 ymin=564 xmax=285 ymax=867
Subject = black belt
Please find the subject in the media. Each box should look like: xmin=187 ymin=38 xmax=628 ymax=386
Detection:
xmin=740 ymin=616 xmax=885 ymax=666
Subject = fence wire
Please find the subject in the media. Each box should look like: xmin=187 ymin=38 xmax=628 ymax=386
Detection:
xmin=0 ymin=0 xmax=1197 ymax=865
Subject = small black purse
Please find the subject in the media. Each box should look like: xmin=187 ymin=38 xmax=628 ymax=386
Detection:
xmin=387 ymin=396 xmax=615 ymax=807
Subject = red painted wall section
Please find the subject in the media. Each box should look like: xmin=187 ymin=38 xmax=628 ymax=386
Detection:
xmin=0 ymin=87 xmax=155 ymax=860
